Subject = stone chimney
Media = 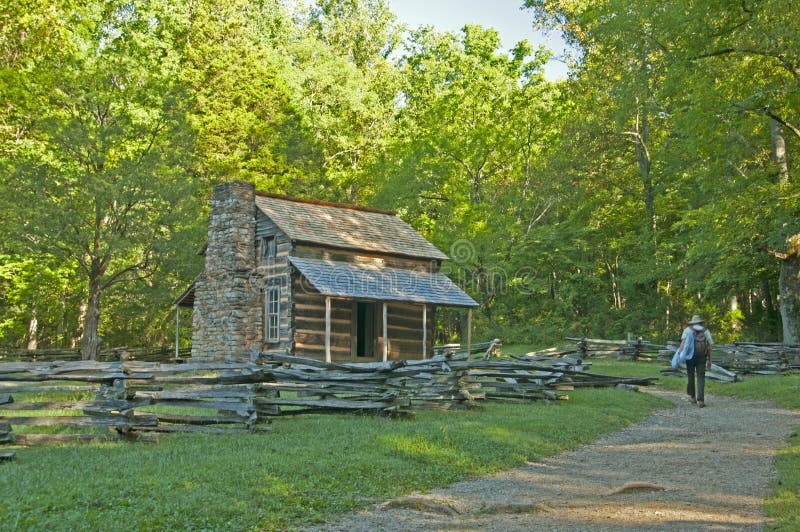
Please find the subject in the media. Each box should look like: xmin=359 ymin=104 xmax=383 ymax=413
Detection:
xmin=191 ymin=181 xmax=261 ymax=358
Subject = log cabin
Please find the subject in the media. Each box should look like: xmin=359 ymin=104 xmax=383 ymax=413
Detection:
xmin=174 ymin=181 xmax=477 ymax=361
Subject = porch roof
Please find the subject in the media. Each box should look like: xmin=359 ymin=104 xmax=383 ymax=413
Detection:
xmin=288 ymin=256 xmax=478 ymax=308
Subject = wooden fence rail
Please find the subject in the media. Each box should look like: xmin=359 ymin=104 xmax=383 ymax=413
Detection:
xmin=0 ymin=346 xmax=190 ymax=363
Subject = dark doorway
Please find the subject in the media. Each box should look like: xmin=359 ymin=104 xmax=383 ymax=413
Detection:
xmin=356 ymin=302 xmax=376 ymax=358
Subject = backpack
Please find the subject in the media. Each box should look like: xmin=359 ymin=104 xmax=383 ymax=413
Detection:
xmin=693 ymin=328 xmax=708 ymax=356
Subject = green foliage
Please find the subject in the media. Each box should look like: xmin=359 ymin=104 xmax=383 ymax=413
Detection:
xmin=521 ymin=0 xmax=799 ymax=343
xmin=0 ymin=388 xmax=666 ymax=530
xmin=1 ymin=0 xmax=798 ymax=349
xmin=373 ymin=24 xmax=562 ymax=341
xmin=0 ymin=255 xmax=83 ymax=347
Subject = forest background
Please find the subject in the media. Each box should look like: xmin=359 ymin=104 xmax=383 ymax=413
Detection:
xmin=1 ymin=0 xmax=798 ymax=358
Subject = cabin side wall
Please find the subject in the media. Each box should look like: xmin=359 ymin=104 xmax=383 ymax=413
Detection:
xmin=255 ymin=210 xmax=293 ymax=352
xmin=293 ymin=244 xmax=440 ymax=272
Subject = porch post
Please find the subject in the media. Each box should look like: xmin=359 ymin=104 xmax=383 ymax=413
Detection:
xmin=466 ymin=307 xmax=472 ymax=357
xmin=325 ymin=296 xmax=332 ymax=363
xmin=422 ymin=304 xmax=427 ymax=359
xmin=175 ymin=305 xmax=180 ymax=358
xmin=382 ymin=302 xmax=388 ymax=362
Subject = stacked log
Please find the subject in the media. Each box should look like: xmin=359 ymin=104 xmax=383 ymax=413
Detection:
xmin=659 ymin=341 xmax=800 ymax=377
xmin=659 ymin=363 xmax=742 ymax=383
xmin=433 ymin=339 xmax=502 ymax=358
xmin=564 ymin=337 xmax=666 ymax=360
xmin=257 ymin=352 xmax=656 ymax=409
xmin=257 ymin=353 xmax=480 ymax=412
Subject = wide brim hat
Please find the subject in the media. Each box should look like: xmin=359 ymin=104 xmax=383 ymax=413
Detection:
xmin=688 ymin=314 xmax=704 ymax=325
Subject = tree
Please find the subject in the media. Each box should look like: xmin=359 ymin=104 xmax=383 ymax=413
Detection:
xmin=375 ymin=24 xmax=560 ymax=339
xmin=291 ymin=0 xmax=403 ymax=202
xmin=3 ymin=1 xmax=197 ymax=358
xmin=526 ymin=0 xmax=799 ymax=340
xmin=182 ymin=0 xmax=320 ymax=192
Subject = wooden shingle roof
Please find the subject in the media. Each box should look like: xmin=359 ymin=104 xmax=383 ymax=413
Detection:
xmin=255 ymin=193 xmax=448 ymax=260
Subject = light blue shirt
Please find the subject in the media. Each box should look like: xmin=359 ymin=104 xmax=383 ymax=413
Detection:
xmin=671 ymin=326 xmax=713 ymax=368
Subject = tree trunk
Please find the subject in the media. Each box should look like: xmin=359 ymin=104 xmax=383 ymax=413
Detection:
xmin=72 ymin=302 xmax=87 ymax=348
xmin=779 ymin=234 xmax=800 ymax=344
xmin=634 ymin=107 xmax=655 ymax=238
xmin=80 ymin=277 xmax=102 ymax=360
xmin=770 ymin=118 xmax=790 ymax=185
xmin=27 ymin=309 xmax=38 ymax=350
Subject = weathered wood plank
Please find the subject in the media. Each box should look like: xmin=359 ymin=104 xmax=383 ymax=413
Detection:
xmin=293 ymin=244 xmax=434 ymax=270
xmin=0 ymin=385 xmax=98 ymax=394
xmin=1 ymin=398 xmax=152 ymax=411
xmin=133 ymin=424 xmax=264 ymax=434
xmin=135 ymin=385 xmax=254 ymax=400
xmin=0 ymin=373 xmax=126 ymax=383
xmin=0 ymin=360 xmax=121 ymax=374
xmin=154 ymin=413 xmax=249 ymax=425
xmin=126 ymin=373 xmax=267 ymax=386
xmin=11 ymin=432 xmax=159 ymax=445
xmin=255 ymin=397 xmax=398 ymax=410
xmin=1 ymin=414 xmax=159 ymax=427
xmin=120 ymin=362 xmax=258 ymax=374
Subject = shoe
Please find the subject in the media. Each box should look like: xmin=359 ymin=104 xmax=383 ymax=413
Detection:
xmin=687 ymin=396 xmax=697 ymax=404
xmin=697 ymin=401 xmax=705 ymax=408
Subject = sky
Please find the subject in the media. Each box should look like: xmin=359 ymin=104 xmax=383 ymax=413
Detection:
xmin=386 ymin=0 xmax=570 ymax=80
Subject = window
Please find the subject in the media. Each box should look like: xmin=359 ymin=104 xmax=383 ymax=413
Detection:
xmin=265 ymin=287 xmax=280 ymax=342
xmin=259 ymin=236 xmax=276 ymax=263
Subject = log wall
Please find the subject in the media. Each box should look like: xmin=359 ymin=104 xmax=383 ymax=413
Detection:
xmin=293 ymin=243 xmax=439 ymax=271
xmin=255 ymin=209 xmax=293 ymax=351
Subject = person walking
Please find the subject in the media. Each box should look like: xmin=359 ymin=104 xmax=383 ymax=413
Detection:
xmin=676 ymin=315 xmax=713 ymax=407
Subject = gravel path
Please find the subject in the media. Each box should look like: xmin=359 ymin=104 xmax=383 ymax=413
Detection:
xmin=311 ymin=390 xmax=799 ymax=531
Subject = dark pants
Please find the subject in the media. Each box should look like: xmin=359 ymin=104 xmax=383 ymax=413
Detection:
xmin=686 ymin=352 xmax=707 ymax=401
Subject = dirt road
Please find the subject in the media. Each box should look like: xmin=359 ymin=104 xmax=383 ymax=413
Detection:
xmin=312 ymin=390 xmax=799 ymax=531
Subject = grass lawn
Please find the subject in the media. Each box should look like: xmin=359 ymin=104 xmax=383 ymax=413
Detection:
xmin=1 ymin=385 xmax=667 ymax=530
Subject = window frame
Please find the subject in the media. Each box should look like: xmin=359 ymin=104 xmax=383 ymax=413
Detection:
xmin=264 ymin=286 xmax=280 ymax=343
xmin=259 ymin=236 xmax=276 ymax=263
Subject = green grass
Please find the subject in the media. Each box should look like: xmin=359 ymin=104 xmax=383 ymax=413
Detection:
xmin=766 ymin=429 xmax=800 ymax=531
xmin=1 ymin=388 xmax=667 ymax=531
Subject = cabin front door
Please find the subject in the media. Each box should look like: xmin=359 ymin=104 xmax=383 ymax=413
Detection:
xmin=354 ymin=301 xmax=378 ymax=359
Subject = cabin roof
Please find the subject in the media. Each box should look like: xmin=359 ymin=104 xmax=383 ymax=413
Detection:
xmin=255 ymin=193 xmax=448 ymax=261
xmin=288 ymin=256 xmax=478 ymax=307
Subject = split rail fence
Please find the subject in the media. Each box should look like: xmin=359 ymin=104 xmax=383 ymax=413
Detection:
xmin=0 ymin=351 xmax=654 ymax=447
xmin=0 ymin=346 xmax=189 ymax=363
xmin=524 ymin=337 xmax=800 ymax=382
